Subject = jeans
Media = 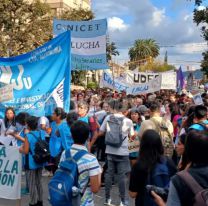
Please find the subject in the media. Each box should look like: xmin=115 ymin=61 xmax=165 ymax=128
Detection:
xmin=105 ymin=154 xmax=130 ymax=203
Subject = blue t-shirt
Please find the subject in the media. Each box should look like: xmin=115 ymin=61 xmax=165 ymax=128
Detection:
xmin=25 ymin=130 xmax=45 ymax=170
xmin=79 ymin=115 xmax=89 ymax=124
xmin=58 ymin=121 xmax=73 ymax=151
xmin=49 ymin=121 xmax=62 ymax=157
xmin=189 ymin=120 xmax=208 ymax=131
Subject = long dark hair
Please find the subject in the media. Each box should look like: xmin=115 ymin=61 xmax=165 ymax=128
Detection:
xmin=54 ymin=107 xmax=66 ymax=120
xmin=184 ymin=131 xmax=208 ymax=166
xmin=139 ymin=129 xmax=164 ymax=172
xmin=4 ymin=107 xmax=16 ymax=128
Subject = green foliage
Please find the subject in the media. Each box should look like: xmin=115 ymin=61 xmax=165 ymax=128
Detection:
xmin=106 ymin=42 xmax=120 ymax=62
xmin=193 ymin=0 xmax=208 ymax=75
xmin=139 ymin=60 xmax=175 ymax=72
xmin=0 ymin=0 xmax=52 ymax=57
xmin=87 ymin=82 xmax=98 ymax=89
xmin=129 ymin=39 xmax=160 ymax=61
xmin=59 ymin=8 xmax=94 ymax=21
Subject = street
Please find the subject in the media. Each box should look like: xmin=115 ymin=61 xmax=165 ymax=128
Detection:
xmin=0 ymin=176 xmax=134 ymax=206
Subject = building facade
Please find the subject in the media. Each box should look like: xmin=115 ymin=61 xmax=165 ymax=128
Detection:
xmin=31 ymin=0 xmax=91 ymax=15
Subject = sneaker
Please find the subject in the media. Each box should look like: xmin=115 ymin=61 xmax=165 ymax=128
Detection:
xmin=119 ymin=201 xmax=129 ymax=206
xmin=104 ymin=198 xmax=112 ymax=205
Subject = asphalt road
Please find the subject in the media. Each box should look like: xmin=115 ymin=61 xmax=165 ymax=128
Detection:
xmin=0 ymin=176 xmax=135 ymax=206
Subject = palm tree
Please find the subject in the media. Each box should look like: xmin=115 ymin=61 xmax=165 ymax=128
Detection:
xmin=107 ymin=42 xmax=120 ymax=62
xmin=129 ymin=39 xmax=160 ymax=62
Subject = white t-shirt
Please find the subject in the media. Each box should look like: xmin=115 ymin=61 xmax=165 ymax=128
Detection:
xmin=100 ymin=113 xmax=135 ymax=156
xmin=0 ymin=119 xmax=17 ymax=146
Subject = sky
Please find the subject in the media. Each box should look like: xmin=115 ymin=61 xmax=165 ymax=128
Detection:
xmin=92 ymin=0 xmax=208 ymax=70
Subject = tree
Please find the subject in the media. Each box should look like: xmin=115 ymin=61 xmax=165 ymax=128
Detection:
xmin=139 ymin=60 xmax=175 ymax=72
xmin=129 ymin=39 xmax=160 ymax=62
xmin=0 ymin=0 xmax=52 ymax=57
xmin=106 ymin=42 xmax=120 ymax=62
xmin=59 ymin=8 xmax=94 ymax=21
xmin=193 ymin=0 xmax=208 ymax=75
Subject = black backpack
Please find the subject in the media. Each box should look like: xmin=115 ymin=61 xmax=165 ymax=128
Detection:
xmin=30 ymin=131 xmax=50 ymax=164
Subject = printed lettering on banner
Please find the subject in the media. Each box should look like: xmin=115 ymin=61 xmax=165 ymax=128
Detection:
xmin=0 ymin=31 xmax=71 ymax=117
xmin=0 ymin=84 xmax=13 ymax=102
xmin=100 ymin=71 xmax=162 ymax=95
xmin=0 ymin=146 xmax=22 ymax=200
xmin=122 ymin=71 xmax=176 ymax=90
xmin=53 ymin=19 xmax=108 ymax=70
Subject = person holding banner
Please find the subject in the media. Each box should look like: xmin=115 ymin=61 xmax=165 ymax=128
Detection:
xmin=0 ymin=107 xmax=20 ymax=146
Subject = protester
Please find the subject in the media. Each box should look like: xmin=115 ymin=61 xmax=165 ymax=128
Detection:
xmin=98 ymin=99 xmax=135 ymax=206
xmin=129 ymin=129 xmax=177 ymax=206
xmin=128 ymin=108 xmax=141 ymax=166
xmin=189 ymin=105 xmax=208 ymax=131
xmin=0 ymin=107 xmax=19 ymax=146
xmin=151 ymin=130 xmax=208 ymax=206
xmin=49 ymin=107 xmax=66 ymax=174
xmin=59 ymin=120 xmax=102 ymax=206
xmin=19 ymin=116 xmax=45 ymax=206
xmin=138 ymin=102 xmax=174 ymax=158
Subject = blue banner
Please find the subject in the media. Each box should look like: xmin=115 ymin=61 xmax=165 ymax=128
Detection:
xmin=0 ymin=31 xmax=71 ymax=117
xmin=53 ymin=18 xmax=108 ymax=70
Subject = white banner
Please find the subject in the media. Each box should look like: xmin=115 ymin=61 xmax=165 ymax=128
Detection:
xmin=0 ymin=146 xmax=22 ymax=200
xmin=121 ymin=71 xmax=176 ymax=90
xmin=71 ymin=35 xmax=106 ymax=55
xmin=100 ymin=71 xmax=162 ymax=95
xmin=0 ymin=84 xmax=14 ymax=102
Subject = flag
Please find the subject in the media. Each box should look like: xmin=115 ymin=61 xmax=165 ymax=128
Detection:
xmin=177 ymin=66 xmax=184 ymax=91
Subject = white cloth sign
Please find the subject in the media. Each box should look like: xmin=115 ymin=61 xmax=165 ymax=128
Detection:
xmin=0 ymin=146 xmax=22 ymax=199
xmin=0 ymin=84 xmax=13 ymax=102
xmin=128 ymin=137 xmax=140 ymax=153
xmin=100 ymin=71 xmax=162 ymax=95
xmin=193 ymin=93 xmax=203 ymax=105
xmin=121 ymin=71 xmax=176 ymax=90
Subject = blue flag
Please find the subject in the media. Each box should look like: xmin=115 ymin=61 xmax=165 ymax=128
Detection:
xmin=0 ymin=31 xmax=71 ymax=117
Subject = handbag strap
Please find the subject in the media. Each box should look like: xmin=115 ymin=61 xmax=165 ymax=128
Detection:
xmin=178 ymin=170 xmax=203 ymax=195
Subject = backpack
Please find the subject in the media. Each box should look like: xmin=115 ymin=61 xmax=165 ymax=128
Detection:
xmin=105 ymin=115 xmax=125 ymax=148
xmin=48 ymin=149 xmax=88 ymax=206
xmin=190 ymin=122 xmax=208 ymax=132
xmin=143 ymin=158 xmax=170 ymax=206
xmin=151 ymin=118 xmax=174 ymax=158
xmin=178 ymin=171 xmax=208 ymax=206
xmin=30 ymin=132 xmax=50 ymax=164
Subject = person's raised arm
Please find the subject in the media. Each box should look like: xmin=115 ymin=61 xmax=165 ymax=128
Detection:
xmin=19 ymin=137 xmax=29 ymax=154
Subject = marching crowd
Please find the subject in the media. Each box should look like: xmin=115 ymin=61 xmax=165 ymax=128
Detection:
xmin=0 ymin=89 xmax=208 ymax=206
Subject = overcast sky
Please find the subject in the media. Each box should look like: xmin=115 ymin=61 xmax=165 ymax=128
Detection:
xmin=92 ymin=0 xmax=208 ymax=70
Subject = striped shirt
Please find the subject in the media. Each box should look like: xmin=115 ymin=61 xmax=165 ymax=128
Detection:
xmin=60 ymin=144 xmax=102 ymax=206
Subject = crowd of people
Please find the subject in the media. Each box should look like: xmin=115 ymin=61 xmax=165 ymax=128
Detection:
xmin=0 ymin=88 xmax=208 ymax=206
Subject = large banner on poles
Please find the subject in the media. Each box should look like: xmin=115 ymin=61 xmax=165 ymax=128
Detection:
xmin=100 ymin=71 xmax=162 ymax=95
xmin=53 ymin=19 xmax=108 ymax=70
xmin=120 ymin=71 xmax=176 ymax=90
xmin=0 ymin=146 xmax=22 ymax=200
xmin=0 ymin=31 xmax=71 ymax=117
